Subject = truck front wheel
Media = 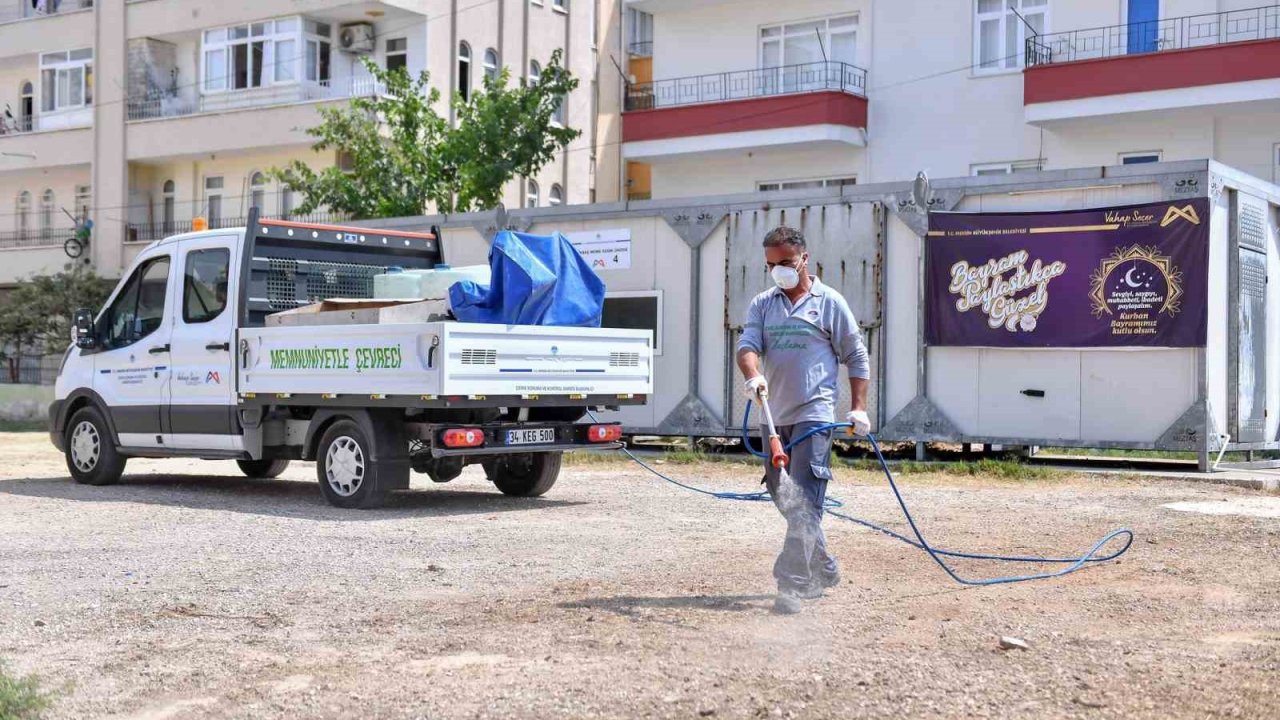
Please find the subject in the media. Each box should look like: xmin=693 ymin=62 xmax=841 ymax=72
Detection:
xmin=65 ymin=406 xmax=126 ymax=486
xmin=485 ymin=452 xmax=562 ymax=497
xmin=316 ymin=419 xmax=390 ymax=509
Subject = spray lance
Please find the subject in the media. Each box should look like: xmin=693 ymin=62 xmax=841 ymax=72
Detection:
xmin=756 ymin=388 xmax=788 ymax=470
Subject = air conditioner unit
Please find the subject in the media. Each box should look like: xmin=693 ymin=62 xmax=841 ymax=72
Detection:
xmin=338 ymin=23 xmax=376 ymax=54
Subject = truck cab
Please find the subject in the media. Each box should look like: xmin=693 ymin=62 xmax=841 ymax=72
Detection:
xmin=50 ymin=216 xmax=652 ymax=508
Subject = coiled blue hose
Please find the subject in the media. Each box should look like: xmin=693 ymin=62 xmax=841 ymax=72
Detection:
xmin=591 ymin=405 xmax=1133 ymax=586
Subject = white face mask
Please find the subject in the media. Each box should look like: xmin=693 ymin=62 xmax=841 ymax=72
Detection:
xmin=771 ymin=264 xmax=801 ymax=290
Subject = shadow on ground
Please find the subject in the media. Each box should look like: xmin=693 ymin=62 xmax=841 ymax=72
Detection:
xmin=0 ymin=473 xmax=584 ymax=521
xmin=559 ymin=594 xmax=775 ymax=620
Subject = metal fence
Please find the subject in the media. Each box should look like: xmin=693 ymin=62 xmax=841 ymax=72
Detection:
xmin=1027 ymin=3 xmax=1280 ymax=66
xmin=625 ymin=61 xmax=867 ymax=112
xmin=0 ymin=227 xmax=78 ymax=249
xmin=0 ymin=354 xmax=61 ymax=386
xmin=127 ymin=212 xmax=351 ymax=243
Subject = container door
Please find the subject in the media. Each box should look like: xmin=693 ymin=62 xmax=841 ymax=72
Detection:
xmin=1233 ymin=194 xmax=1268 ymax=443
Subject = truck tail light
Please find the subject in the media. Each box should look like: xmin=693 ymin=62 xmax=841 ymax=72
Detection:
xmin=442 ymin=428 xmax=485 ymax=448
xmin=587 ymin=424 xmax=623 ymax=443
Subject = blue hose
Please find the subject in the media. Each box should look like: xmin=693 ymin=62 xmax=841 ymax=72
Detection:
xmin=591 ymin=405 xmax=1133 ymax=587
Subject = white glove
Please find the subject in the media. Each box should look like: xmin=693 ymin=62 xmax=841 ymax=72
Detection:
xmin=743 ymin=375 xmax=768 ymax=399
xmin=846 ymin=410 xmax=871 ymax=437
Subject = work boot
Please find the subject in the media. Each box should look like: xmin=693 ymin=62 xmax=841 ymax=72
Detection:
xmin=795 ymin=584 xmax=824 ymax=600
xmin=772 ymin=592 xmax=802 ymax=615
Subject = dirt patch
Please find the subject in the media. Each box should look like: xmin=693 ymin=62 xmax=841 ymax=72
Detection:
xmin=1 ymin=433 xmax=1278 ymax=718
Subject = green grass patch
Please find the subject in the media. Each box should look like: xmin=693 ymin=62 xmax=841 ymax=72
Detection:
xmin=839 ymin=457 xmax=1063 ymax=481
xmin=0 ymin=420 xmax=45 ymax=433
xmin=0 ymin=662 xmax=52 ymax=720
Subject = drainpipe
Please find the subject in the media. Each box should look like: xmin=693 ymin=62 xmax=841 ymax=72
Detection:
xmin=448 ymin=0 xmax=458 ymax=126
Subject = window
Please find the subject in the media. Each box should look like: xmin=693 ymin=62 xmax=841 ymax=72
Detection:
xmin=761 ymin=15 xmax=856 ymax=69
xmin=975 ymin=0 xmax=1047 ymax=72
xmin=758 ymin=176 xmax=857 ymax=192
xmin=161 ymin=180 xmax=175 ymax=232
xmin=602 ymin=291 xmax=662 ymax=355
xmin=74 ymin=184 xmax=91 ymax=222
xmin=15 ymin=191 xmax=31 ymax=234
xmin=249 ymin=171 xmax=266 ymax=211
xmin=1119 ymin=151 xmax=1162 ymax=165
xmin=526 ymin=179 xmax=540 ymax=208
xmin=103 ymin=256 xmax=171 ymax=350
xmin=39 ymin=189 xmax=54 ymax=233
xmin=18 ymin=81 xmax=33 ymax=130
xmin=627 ymin=9 xmax=654 ymax=55
xmin=203 ymin=17 xmax=329 ymax=93
xmin=40 ymin=48 xmax=93 ymax=113
xmin=531 ymin=0 xmax=544 ymax=6
xmin=280 ymin=183 xmax=296 ymax=218
xmin=971 ymin=160 xmax=1042 ymax=176
xmin=483 ymin=48 xmax=499 ymax=84
xmin=204 ymin=176 xmax=224 ymax=225
xmin=386 ymin=38 xmax=408 ymax=74
xmin=183 ymin=249 xmax=230 ymax=324
xmin=552 ymin=0 xmax=567 ymax=12
xmin=457 ymin=42 xmax=472 ymax=101
xmin=549 ymin=184 xmax=563 ymax=206
xmin=529 ymin=60 xmax=541 ymax=85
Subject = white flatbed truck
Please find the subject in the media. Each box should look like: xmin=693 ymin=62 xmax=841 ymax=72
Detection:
xmin=49 ymin=214 xmax=653 ymax=508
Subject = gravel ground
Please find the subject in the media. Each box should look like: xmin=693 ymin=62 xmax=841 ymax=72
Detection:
xmin=1 ymin=433 xmax=1278 ymax=719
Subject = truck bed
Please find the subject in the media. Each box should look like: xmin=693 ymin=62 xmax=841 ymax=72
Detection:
xmin=238 ymin=322 xmax=653 ymax=404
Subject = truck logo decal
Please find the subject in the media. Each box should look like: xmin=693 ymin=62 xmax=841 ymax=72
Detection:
xmin=206 ymin=371 xmax=221 ymax=385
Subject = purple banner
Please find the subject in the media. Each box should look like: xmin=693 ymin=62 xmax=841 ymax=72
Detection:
xmin=925 ymin=199 xmax=1209 ymax=347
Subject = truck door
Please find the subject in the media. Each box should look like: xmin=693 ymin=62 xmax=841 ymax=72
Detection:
xmin=165 ymin=234 xmax=242 ymax=451
xmin=93 ymin=253 xmax=173 ymax=449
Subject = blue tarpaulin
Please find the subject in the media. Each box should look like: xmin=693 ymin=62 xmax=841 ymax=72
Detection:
xmin=448 ymin=230 xmax=606 ymax=327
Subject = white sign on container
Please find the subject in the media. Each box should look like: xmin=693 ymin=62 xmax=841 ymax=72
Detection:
xmin=566 ymin=229 xmax=632 ymax=270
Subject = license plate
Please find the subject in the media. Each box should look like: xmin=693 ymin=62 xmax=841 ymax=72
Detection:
xmin=506 ymin=428 xmax=557 ymax=446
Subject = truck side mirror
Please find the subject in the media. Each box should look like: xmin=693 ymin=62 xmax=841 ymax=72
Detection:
xmin=73 ymin=308 xmax=97 ymax=349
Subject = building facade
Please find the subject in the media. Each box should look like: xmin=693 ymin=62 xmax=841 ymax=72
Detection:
xmin=0 ymin=0 xmax=622 ymax=282
xmin=3 ymin=0 xmax=1279 ymax=283
xmin=622 ymin=0 xmax=1280 ymax=197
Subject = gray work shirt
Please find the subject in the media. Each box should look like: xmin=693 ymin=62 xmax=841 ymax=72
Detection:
xmin=737 ymin=277 xmax=870 ymax=427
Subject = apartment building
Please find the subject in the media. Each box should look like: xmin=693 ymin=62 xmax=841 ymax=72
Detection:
xmin=0 ymin=0 xmax=622 ymax=283
xmin=622 ymin=0 xmax=1280 ymax=197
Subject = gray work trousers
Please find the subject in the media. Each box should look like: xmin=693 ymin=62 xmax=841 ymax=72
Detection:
xmin=762 ymin=422 xmax=839 ymax=593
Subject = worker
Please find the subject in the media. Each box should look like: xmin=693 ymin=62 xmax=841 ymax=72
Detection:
xmin=736 ymin=226 xmax=871 ymax=615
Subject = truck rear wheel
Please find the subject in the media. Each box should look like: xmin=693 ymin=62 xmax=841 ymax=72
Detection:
xmin=237 ymin=459 xmax=291 ymax=479
xmin=65 ymin=406 xmax=126 ymax=486
xmin=485 ymin=452 xmax=562 ymax=497
xmin=316 ymin=419 xmax=390 ymax=509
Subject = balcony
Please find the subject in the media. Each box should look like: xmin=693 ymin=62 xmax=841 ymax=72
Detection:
xmin=125 ymin=77 xmax=385 ymax=161
xmin=0 ymin=226 xmax=78 ymax=250
xmin=622 ymin=61 xmax=868 ymax=161
xmin=0 ymin=1 xmax=94 ymax=58
xmin=0 ymin=0 xmax=92 ymax=25
xmin=127 ymin=77 xmax=386 ymax=122
xmin=1024 ymin=4 xmax=1280 ymax=123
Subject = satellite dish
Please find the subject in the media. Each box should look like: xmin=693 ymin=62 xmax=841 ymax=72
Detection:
xmin=911 ymin=171 xmax=930 ymax=214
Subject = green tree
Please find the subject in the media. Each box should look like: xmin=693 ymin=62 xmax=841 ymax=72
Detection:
xmin=0 ymin=263 xmax=114 ymax=381
xmin=271 ymin=51 xmax=580 ymax=217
